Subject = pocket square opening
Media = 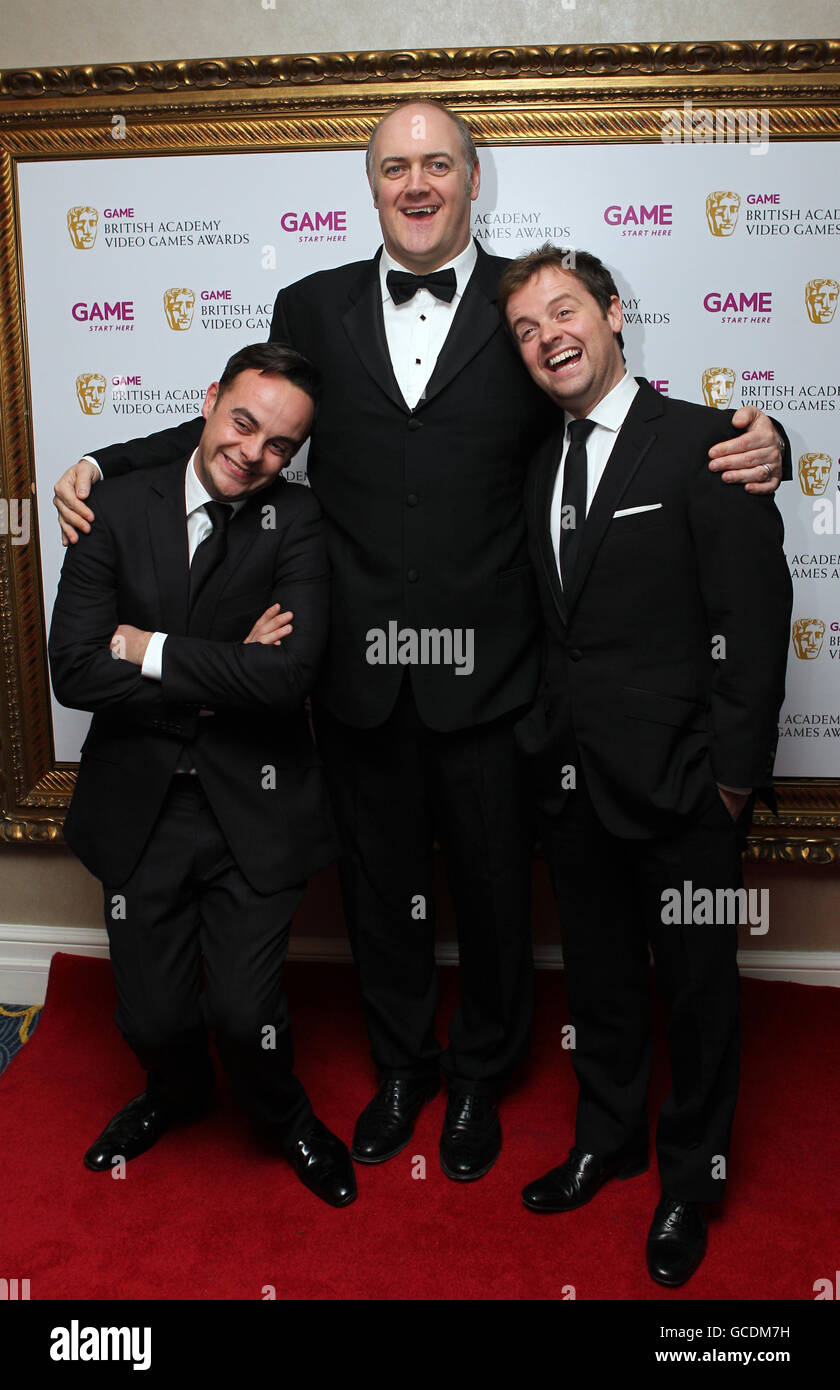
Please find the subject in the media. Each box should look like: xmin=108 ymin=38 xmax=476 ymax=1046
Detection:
xmin=613 ymin=503 xmax=664 ymax=518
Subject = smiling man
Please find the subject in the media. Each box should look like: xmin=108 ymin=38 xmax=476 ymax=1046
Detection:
xmin=500 ymin=246 xmax=791 ymax=1285
xmin=53 ymin=100 xmax=789 ymax=1186
xmin=49 ymin=343 xmax=355 ymax=1208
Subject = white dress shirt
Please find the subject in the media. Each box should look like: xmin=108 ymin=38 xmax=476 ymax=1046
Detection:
xmin=549 ymin=372 xmax=639 ymax=579
xmin=379 ymin=239 xmax=478 ymax=409
xmin=140 ymin=451 xmax=245 ymax=679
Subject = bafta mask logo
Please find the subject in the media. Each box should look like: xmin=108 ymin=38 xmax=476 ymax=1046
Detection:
xmin=75 ymin=372 xmax=107 ymax=415
xmin=805 ymin=278 xmax=839 ymax=324
xmin=701 ymin=366 xmax=736 ymax=410
xmin=705 ymin=191 xmax=741 ymax=237
xmin=791 ymin=617 xmax=825 ymax=660
xmin=798 ymin=452 xmax=833 ymax=496
xmin=163 ymin=287 xmax=196 ymax=331
xmin=67 ymin=206 xmax=99 ymax=250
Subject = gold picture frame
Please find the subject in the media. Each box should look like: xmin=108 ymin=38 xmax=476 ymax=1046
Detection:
xmin=1 ymin=40 xmax=839 ymax=859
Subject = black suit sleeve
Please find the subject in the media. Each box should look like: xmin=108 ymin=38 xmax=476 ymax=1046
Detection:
xmin=687 ymin=427 xmax=793 ymax=787
xmin=48 ymin=500 xmax=195 ymax=734
xmin=160 ymin=492 xmax=329 ymax=717
xmin=91 ymin=416 xmax=204 ymax=481
xmin=774 ymin=419 xmax=792 ymax=481
xmin=269 ymin=289 xmax=294 ymax=345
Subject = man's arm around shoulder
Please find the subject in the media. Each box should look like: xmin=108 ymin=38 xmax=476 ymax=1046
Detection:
xmin=687 ymin=411 xmax=793 ymax=789
xmin=48 ymin=480 xmax=196 ymax=736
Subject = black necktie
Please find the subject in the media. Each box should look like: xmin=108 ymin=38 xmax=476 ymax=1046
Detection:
xmin=189 ymin=500 xmax=233 ymax=608
xmin=386 ymin=268 xmax=457 ymax=305
xmin=558 ymin=418 xmax=596 ymax=590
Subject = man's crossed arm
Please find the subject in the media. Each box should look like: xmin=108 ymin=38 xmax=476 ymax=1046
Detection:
xmin=49 ymin=492 xmax=327 ymax=722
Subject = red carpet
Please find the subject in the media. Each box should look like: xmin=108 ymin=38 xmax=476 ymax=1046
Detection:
xmin=1 ymin=951 xmax=837 ymax=1301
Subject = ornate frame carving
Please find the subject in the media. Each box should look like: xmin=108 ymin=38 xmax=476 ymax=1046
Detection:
xmin=1 ymin=41 xmax=839 ymax=859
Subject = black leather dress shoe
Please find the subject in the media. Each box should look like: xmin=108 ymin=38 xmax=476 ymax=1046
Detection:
xmin=439 ymin=1092 xmax=501 ymax=1181
xmin=285 ymin=1118 xmax=357 ymax=1207
xmin=522 ymin=1144 xmax=648 ymax=1213
xmin=83 ymin=1093 xmax=172 ymax=1171
xmin=646 ymin=1195 xmax=707 ymax=1287
xmin=352 ymin=1077 xmax=440 ymax=1163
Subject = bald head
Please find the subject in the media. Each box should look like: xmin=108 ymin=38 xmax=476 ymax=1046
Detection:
xmin=365 ymin=100 xmax=481 ymax=273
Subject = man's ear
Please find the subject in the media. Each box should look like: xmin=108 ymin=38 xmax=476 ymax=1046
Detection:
xmin=367 ymin=173 xmax=378 ymax=209
xmin=469 ymin=157 xmax=481 ymax=202
xmin=201 ymin=382 xmax=220 ymax=422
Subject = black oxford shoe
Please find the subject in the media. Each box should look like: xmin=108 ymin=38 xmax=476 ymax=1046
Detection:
xmin=285 ymin=1118 xmax=357 ymax=1207
xmin=352 ymin=1077 xmax=440 ymax=1163
xmin=646 ymin=1195 xmax=707 ymax=1287
xmin=522 ymin=1145 xmax=648 ymax=1213
xmin=439 ymin=1091 xmax=501 ymax=1181
xmin=83 ymin=1093 xmax=172 ymax=1171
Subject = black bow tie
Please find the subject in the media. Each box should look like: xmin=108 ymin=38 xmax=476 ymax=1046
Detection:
xmin=386 ymin=268 xmax=457 ymax=306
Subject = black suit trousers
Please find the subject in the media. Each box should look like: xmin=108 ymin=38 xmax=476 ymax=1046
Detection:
xmin=313 ymin=680 xmax=535 ymax=1093
xmin=538 ymin=776 xmax=743 ymax=1202
xmin=104 ymin=778 xmax=313 ymax=1145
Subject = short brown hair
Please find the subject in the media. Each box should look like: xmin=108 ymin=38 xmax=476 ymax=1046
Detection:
xmin=217 ymin=341 xmax=321 ymax=407
xmin=498 ymin=244 xmax=625 ymax=353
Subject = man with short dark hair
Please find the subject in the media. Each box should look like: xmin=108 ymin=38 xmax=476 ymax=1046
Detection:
xmin=53 ymin=102 xmax=788 ymax=1184
xmin=500 ymin=245 xmax=791 ymax=1284
xmin=49 ymin=343 xmax=356 ymax=1208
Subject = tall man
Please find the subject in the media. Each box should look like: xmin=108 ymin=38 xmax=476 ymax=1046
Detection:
xmin=54 ymin=101 xmax=788 ymax=1182
xmin=499 ymin=246 xmax=791 ymax=1284
xmin=50 ymin=344 xmax=356 ymax=1208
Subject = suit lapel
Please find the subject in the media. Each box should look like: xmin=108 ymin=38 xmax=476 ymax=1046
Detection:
xmin=565 ymin=379 xmax=664 ymax=613
xmin=420 ymin=245 xmax=505 ymax=408
xmin=341 ymin=251 xmax=409 ymax=413
xmin=188 ymin=482 xmax=282 ymax=637
xmin=146 ymin=459 xmax=283 ymax=640
xmin=147 ymin=461 xmax=190 ymax=635
xmin=340 ymin=243 xmax=506 ymax=415
xmin=531 ymin=426 xmax=569 ymax=624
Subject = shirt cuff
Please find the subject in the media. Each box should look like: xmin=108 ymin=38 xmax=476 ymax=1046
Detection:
xmin=141 ymin=631 xmax=166 ymax=680
xmin=82 ymin=455 xmax=103 ymax=480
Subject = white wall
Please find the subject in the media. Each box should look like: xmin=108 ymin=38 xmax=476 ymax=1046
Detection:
xmin=2 ymin=0 xmax=838 ymax=70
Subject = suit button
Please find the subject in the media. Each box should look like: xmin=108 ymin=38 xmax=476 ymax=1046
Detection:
xmin=406 ymin=493 xmax=419 ymax=507
xmin=407 ymin=417 xmax=423 ymax=431
xmin=569 ymin=649 xmax=582 ymax=662
xmin=407 ymin=569 xmax=420 ymax=583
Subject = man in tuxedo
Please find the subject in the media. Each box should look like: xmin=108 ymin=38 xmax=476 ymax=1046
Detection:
xmin=499 ymin=246 xmax=791 ymax=1284
xmin=49 ymin=343 xmax=356 ymax=1208
xmin=53 ymin=100 xmax=788 ymax=1183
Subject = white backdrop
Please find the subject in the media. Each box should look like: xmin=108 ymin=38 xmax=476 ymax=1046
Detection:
xmin=16 ymin=140 xmax=839 ymax=771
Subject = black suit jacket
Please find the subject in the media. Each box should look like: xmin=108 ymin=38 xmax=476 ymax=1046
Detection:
xmin=49 ymin=460 xmax=338 ymax=891
xmin=516 ymin=380 xmax=793 ymax=838
xmin=92 ymin=244 xmax=556 ymax=731
xmin=89 ymin=246 xmax=791 ymax=735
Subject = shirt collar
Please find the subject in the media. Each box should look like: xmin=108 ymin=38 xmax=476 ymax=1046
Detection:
xmin=185 ymin=451 xmax=246 ymax=518
xmin=380 ymin=238 xmax=478 ymax=304
xmin=565 ymin=372 xmax=639 ymax=437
